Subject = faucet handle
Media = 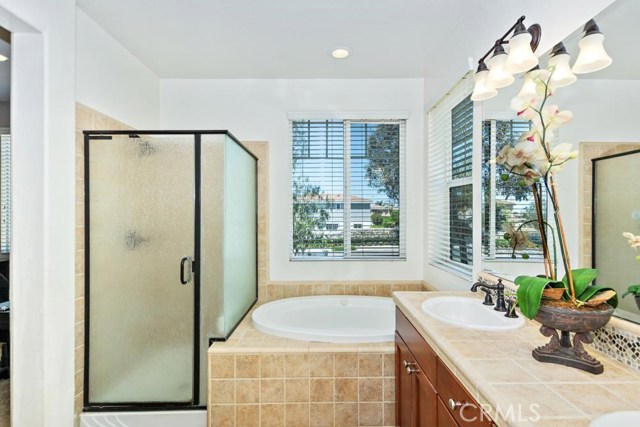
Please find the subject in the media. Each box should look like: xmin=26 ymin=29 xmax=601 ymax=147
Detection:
xmin=481 ymin=289 xmax=494 ymax=306
xmin=504 ymin=298 xmax=519 ymax=318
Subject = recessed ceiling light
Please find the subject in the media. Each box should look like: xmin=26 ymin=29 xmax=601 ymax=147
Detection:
xmin=0 ymin=55 xmax=7 ymax=62
xmin=331 ymin=47 xmax=350 ymax=59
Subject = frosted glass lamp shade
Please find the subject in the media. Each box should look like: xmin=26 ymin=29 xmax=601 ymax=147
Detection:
xmin=487 ymin=49 xmax=515 ymax=88
xmin=506 ymin=32 xmax=539 ymax=74
xmin=572 ymin=33 xmax=612 ymax=74
xmin=516 ymin=71 xmax=537 ymax=100
xmin=471 ymin=68 xmax=497 ymax=101
xmin=549 ymin=53 xmax=577 ymax=88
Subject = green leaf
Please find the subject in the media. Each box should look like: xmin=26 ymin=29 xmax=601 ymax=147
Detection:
xmin=622 ymin=285 xmax=640 ymax=298
xmin=578 ymin=285 xmax=618 ymax=308
xmin=562 ymin=268 xmax=599 ymax=297
xmin=515 ymin=275 xmax=559 ymax=319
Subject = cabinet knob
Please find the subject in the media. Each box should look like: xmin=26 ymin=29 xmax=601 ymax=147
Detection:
xmin=405 ymin=363 xmax=420 ymax=375
xmin=448 ymin=398 xmax=462 ymax=411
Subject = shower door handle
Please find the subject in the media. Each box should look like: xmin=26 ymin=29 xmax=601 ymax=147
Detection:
xmin=180 ymin=256 xmax=193 ymax=285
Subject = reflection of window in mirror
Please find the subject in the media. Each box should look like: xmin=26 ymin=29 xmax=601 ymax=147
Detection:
xmin=0 ymin=129 xmax=9 ymax=261
xmin=449 ymin=96 xmax=473 ymax=265
xmin=481 ymin=119 xmax=549 ymax=262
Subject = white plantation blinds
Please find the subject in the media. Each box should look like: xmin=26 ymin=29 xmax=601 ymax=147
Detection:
xmin=427 ymin=75 xmax=475 ymax=278
xmin=291 ymin=119 xmax=406 ymax=260
xmin=0 ymin=132 xmax=9 ymax=255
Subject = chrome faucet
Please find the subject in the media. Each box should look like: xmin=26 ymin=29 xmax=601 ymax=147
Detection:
xmin=470 ymin=279 xmax=507 ymax=312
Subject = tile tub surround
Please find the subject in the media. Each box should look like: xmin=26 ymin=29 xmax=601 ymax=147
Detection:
xmin=260 ymin=281 xmax=425 ymax=302
xmin=208 ymin=305 xmax=395 ymax=427
xmin=394 ymin=291 xmax=640 ymax=427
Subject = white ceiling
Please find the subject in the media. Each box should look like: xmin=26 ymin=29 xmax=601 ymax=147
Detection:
xmin=76 ymin=0 xmax=616 ymax=80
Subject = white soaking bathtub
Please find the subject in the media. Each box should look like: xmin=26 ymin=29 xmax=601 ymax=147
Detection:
xmin=80 ymin=410 xmax=205 ymax=427
xmin=251 ymin=295 xmax=395 ymax=343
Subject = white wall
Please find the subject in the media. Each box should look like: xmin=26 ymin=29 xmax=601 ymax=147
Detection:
xmin=0 ymin=1 xmax=76 ymax=427
xmin=76 ymin=9 xmax=160 ymax=128
xmin=160 ymin=78 xmax=424 ymax=281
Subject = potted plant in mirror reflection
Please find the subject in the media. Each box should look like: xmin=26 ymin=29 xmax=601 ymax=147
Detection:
xmin=621 ymin=232 xmax=640 ymax=311
xmin=493 ymin=67 xmax=618 ymax=374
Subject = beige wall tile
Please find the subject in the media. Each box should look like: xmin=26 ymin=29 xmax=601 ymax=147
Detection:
xmin=358 ymin=354 xmax=382 ymax=377
xmin=335 ymin=402 xmax=358 ymax=426
xmin=285 ymin=403 xmax=310 ymax=426
xmin=236 ymin=354 xmax=260 ymax=378
xmin=210 ymin=355 xmax=235 ymax=379
xmin=328 ymin=284 xmax=345 ymax=295
xmin=210 ymin=404 xmax=235 ymax=427
xmin=285 ymin=353 xmax=309 ymax=377
xmin=382 ymin=354 xmax=394 ymax=377
xmin=358 ymin=402 xmax=383 ymax=426
xmin=335 ymin=378 xmax=358 ymax=402
xmin=261 ymin=379 xmax=285 ymax=403
xmin=309 ymin=353 xmax=333 ymax=377
xmin=76 ymin=104 xmax=93 ymax=131
xmin=383 ymin=402 xmax=395 ymax=426
xmin=260 ymin=404 xmax=285 ymax=427
xmin=310 ymin=403 xmax=335 ymax=427
xmin=261 ymin=354 xmax=285 ymax=378
xmin=358 ymin=284 xmax=376 ymax=296
xmin=310 ymin=378 xmax=334 ymax=402
xmin=335 ymin=353 xmax=359 ymax=377
xmin=382 ymin=378 xmax=395 ymax=402
xmin=236 ymin=404 xmax=260 ymax=427
xmin=358 ymin=378 xmax=382 ymax=402
xmin=236 ymin=379 xmax=260 ymax=404
xmin=285 ymin=378 xmax=310 ymax=402
xmin=344 ymin=284 xmax=360 ymax=295
xmin=210 ymin=380 xmax=235 ymax=404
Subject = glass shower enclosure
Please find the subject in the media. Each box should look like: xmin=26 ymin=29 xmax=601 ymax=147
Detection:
xmin=83 ymin=130 xmax=257 ymax=410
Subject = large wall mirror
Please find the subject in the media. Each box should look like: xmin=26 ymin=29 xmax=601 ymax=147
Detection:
xmin=480 ymin=0 xmax=640 ymax=323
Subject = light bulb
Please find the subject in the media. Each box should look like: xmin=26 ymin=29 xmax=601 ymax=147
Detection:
xmin=487 ymin=45 xmax=515 ymax=88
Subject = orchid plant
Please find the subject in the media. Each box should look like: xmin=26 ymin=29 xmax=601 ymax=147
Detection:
xmin=494 ymin=67 xmax=618 ymax=319
xmin=621 ymin=232 xmax=640 ymax=300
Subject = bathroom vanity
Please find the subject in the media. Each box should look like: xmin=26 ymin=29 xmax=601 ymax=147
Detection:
xmin=396 ymin=309 xmax=494 ymax=427
xmin=394 ymin=291 xmax=640 ymax=427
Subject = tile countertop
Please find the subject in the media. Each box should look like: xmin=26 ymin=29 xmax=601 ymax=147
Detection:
xmin=393 ymin=291 xmax=640 ymax=427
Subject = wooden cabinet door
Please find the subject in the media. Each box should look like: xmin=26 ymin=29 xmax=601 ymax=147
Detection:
xmin=396 ymin=332 xmax=438 ymax=427
xmin=396 ymin=332 xmax=414 ymax=427
xmin=437 ymin=397 xmax=461 ymax=427
xmin=415 ymin=367 xmax=437 ymax=427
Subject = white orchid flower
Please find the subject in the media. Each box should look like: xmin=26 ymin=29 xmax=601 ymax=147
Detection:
xmin=623 ymin=232 xmax=640 ymax=250
xmin=511 ymin=96 xmax=538 ymax=120
xmin=541 ymin=105 xmax=573 ymax=130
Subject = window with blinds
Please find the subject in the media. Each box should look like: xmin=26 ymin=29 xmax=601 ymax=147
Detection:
xmin=427 ymin=76 xmax=475 ymax=278
xmin=291 ymin=119 xmax=406 ymax=260
xmin=482 ymin=119 xmax=546 ymax=260
xmin=0 ymin=132 xmax=10 ymax=255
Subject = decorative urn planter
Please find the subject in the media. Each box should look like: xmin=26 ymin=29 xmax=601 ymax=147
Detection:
xmin=532 ymin=302 xmax=615 ymax=374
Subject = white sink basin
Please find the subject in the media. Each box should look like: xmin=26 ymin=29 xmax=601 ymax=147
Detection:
xmin=590 ymin=411 xmax=640 ymax=427
xmin=421 ymin=296 xmax=525 ymax=331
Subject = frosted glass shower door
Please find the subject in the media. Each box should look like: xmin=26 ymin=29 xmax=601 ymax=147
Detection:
xmin=87 ymin=134 xmax=195 ymax=404
xmin=223 ymin=136 xmax=258 ymax=333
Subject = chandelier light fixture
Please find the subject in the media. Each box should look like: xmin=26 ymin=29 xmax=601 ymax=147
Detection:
xmin=471 ymin=16 xmax=612 ymax=102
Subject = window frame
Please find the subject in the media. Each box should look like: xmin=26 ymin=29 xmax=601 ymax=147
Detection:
xmin=289 ymin=118 xmax=406 ymax=261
